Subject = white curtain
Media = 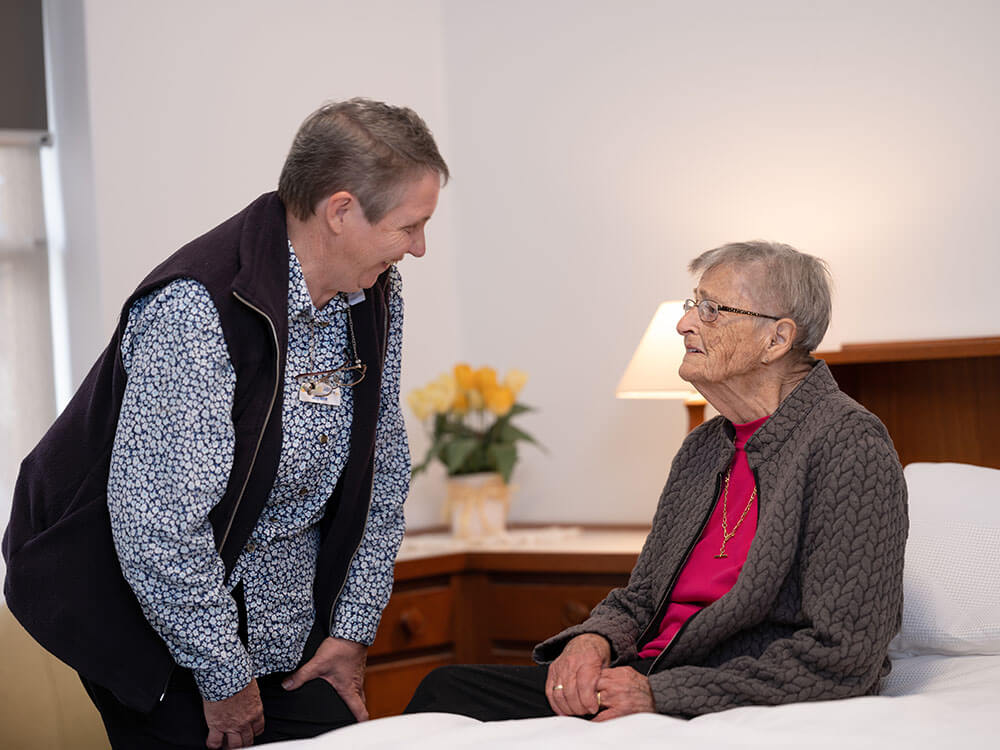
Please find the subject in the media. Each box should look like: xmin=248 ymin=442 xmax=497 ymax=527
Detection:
xmin=0 ymin=143 xmax=56 ymax=587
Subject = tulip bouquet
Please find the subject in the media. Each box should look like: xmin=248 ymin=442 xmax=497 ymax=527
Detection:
xmin=407 ymin=364 xmax=540 ymax=484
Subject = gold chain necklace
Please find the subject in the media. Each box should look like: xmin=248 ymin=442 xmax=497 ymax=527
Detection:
xmin=714 ymin=466 xmax=756 ymax=559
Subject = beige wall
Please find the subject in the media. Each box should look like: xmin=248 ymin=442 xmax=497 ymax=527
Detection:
xmin=55 ymin=1 xmax=1000 ymax=530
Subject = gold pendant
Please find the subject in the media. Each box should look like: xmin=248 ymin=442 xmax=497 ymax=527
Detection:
xmin=714 ymin=552 xmax=728 ymax=559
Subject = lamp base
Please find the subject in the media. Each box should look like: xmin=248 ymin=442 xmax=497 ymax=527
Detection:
xmin=685 ymin=400 xmax=706 ymax=432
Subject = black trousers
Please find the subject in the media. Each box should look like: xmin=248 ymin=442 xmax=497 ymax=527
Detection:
xmin=81 ymin=593 xmax=355 ymax=749
xmin=403 ymin=660 xmax=656 ymax=722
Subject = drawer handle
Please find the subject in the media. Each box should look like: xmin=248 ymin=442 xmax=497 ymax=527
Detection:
xmin=561 ymin=600 xmax=591 ymax=627
xmin=399 ymin=607 xmax=425 ymax=637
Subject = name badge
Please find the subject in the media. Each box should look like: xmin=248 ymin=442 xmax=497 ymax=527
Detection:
xmin=298 ymin=380 xmax=341 ymax=406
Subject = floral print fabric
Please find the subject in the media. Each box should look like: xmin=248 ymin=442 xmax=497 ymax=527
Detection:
xmin=108 ymin=245 xmax=408 ymax=700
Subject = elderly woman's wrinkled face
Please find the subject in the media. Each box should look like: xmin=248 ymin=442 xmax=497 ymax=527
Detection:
xmin=677 ymin=264 xmax=773 ymax=387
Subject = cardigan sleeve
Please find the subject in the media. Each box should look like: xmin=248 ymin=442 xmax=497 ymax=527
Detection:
xmin=532 ymin=523 xmax=664 ymax=663
xmin=532 ymin=433 xmax=705 ymax=664
xmin=645 ymin=415 xmax=907 ymax=716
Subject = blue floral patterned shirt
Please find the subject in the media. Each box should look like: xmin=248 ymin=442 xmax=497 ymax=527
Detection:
xmin=107 ymin=244 xmax=408 ymax=701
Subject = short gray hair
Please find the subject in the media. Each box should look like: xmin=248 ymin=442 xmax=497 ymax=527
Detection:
xmin=689 ymin=240 xmax=833 ymax=355
xmin=278 ymin=98 xmax=450 ymax=223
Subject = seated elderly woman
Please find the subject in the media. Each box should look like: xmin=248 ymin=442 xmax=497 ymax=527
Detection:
xmin=404 ymin=240 xmax=907 ymax=721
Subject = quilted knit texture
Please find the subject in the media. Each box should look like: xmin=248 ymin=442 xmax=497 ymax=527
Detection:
xmin=534 ymin=361 xmax=908 ymax=717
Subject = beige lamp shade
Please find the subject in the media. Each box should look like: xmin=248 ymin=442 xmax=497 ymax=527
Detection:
xmin=615 ymin=301 xmax=705 ymax=404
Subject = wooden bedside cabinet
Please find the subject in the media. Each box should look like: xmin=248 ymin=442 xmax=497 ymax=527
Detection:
xmin=365 ymin=554 xmax=464 ymax=718
xmin=364 ymin=533 xmax=644 ymax=718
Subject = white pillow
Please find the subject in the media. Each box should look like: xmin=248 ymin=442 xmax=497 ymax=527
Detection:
xmin=889 ymin=462 xmax=1000 ymax=656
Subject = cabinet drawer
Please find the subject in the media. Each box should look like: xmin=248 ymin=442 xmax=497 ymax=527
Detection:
xmin=369 ymin=586 xmax=454 ymax=657
xmin=486 ymin=583 xmax=615 ymax=642
xmin=366 ymin=652 xmax=454 ymax=718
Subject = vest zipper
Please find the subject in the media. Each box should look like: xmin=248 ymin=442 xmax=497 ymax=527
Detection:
xmin=223 ymin=292 xmax=281 ymax=553
xmin=648 ymin=610 xmax=702 ymax=672
xmin=328 ymin=296 xmax=390 ymax=633
xmin=639 ymin=471 xmax=722 ymax=671
xmin=158 ymin=292 xmax=280 ymax=703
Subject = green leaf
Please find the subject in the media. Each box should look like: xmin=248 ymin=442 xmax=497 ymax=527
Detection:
xmin=434 ymin=414 xmax=481 ymax=440
xmin=441 ymin=437 xmax=481 ymax=474
xmin=499 ymin=423 xmax=541 ymax=446
xmin=507 ymin=403 xmax=535 ymax=417
xmin=487 ymin=443 xmax=518 ymax=484
xmin=415 ymin=399 xmax=542 ymax=478
xmin=410 ymin=432 xmax=448 ymax=477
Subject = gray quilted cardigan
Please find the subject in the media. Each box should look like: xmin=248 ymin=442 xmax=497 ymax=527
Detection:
xmin=534 ymin=361 xmax=908 ymax=717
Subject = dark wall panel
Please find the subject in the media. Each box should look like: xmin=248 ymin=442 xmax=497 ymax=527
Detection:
xmin=0 ymin=0 xmax=48 ymax=131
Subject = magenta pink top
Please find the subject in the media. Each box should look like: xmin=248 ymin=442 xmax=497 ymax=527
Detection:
xmin=637 ymin=415 xmax=769 ymax=659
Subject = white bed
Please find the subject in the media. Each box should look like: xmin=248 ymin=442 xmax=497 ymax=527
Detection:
xmin=275 ymin=461 xmax=1000 ymax=749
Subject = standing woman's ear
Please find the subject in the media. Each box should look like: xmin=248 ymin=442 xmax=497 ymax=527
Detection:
xmin=322 ymin=191 xmax=356 ymax=235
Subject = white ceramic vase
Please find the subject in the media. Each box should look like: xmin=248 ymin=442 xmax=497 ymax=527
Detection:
xmin=445 ymin=471 xmax=511 ymax=540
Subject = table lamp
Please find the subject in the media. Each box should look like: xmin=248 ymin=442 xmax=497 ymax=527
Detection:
xmin=615 ymin=300 xmax=707 ymax=432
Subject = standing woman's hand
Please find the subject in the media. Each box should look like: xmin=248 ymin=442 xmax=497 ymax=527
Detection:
xmin=281 ymin=636 xmax=370 ymax=722
xmin=545 ymin=633 xmax=612 ymax=716
xmin=203 ymin=679 xmax=265 ymax=748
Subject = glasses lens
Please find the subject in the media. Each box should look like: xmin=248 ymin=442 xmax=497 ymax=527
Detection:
xmin=698 ymin=300 xmax=719 ymax=322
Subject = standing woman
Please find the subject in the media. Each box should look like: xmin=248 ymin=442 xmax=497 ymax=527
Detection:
xmin=6 ymin=99 xmax=448 ymax=748
xmin=406 ymin=240 xmax=907 ymax=720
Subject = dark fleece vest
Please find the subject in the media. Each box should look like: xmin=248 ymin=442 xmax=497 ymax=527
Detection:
xmin=3 ymin=192 xmax=389 ymax=712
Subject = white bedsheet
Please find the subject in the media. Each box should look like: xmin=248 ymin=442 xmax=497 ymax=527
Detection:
xmin=272 ymin=654 xmax=999 ymax=749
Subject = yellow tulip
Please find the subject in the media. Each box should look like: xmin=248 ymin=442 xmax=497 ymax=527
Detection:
xmin=453 ymin=363 xmax=475 ymax=390
xmin=433 ymin=372 xmax=458 ymax=407
xmin=484 ymin=385 xmax=515 ymax=416
xmin=407 ymin=388 xmax=432 ymax=420
xmin=474 ymin=366 xmax=498 ymax=391
xmin=503 ymin=369 xmax=529 ymax=397
xmin=467 ymin=389 xmax=485 ymax=410
xmin=452 ymin=391 xmax=469 ymax=414
xmin=426 ymin=382 xmax=453 ymax=413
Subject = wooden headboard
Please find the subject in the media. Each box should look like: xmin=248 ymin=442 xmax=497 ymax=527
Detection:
xmin=815 ymin=337 xmax=1000 ymax=469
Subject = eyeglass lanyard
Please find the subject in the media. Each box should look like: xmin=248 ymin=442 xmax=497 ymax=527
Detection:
xmin=305 ymin=296 xmax=361 ymax=374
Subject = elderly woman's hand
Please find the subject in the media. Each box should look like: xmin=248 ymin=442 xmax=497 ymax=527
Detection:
xmin=545 ymin=633 xmax=611 ymax=716
xmin=591 ymin=667 xmax=655 ymax=721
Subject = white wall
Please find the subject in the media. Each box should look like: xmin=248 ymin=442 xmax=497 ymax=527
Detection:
xmin=51 ymin=1 xmax=1000 ymax=530
xmin=437 ymin=0 xmax=1000 ymax=524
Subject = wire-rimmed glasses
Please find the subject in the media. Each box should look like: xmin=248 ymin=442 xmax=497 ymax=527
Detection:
xmin=295 ymin=361 xmax=367 ymax=397
xmin=683 ymin=298 xmax=781 ymax=323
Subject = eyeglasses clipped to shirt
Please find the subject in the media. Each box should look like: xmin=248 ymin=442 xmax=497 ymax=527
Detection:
xmin=294 ymin=294 xmax=366 ymax=405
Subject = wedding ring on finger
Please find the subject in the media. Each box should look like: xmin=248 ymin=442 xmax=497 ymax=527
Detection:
xmin=597 ymin=691 xmax=602 ymax=708
xmin=554 ymin=684 xmax=564 ymax=691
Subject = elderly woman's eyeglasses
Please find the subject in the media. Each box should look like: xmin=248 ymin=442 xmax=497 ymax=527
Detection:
xmin=683 ymin=298 xmax=781 ymax=323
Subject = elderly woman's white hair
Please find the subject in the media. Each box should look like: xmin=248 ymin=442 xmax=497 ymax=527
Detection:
xmin=689 ymin=240 xmax=833 ymax=356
